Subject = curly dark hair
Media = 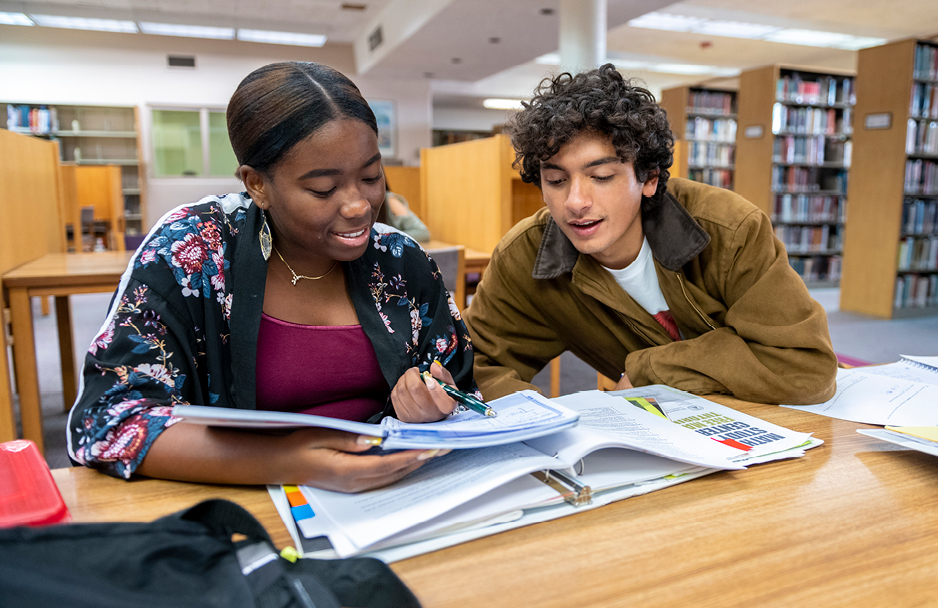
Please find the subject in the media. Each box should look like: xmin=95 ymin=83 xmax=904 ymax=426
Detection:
xmin=505 ymin=63 xmax=674 ymax=199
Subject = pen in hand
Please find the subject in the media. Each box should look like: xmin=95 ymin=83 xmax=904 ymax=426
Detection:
xmin=421 ymin=371 xmax=497 ymax=418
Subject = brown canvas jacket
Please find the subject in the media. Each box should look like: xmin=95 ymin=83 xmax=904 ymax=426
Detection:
xmin=464 ymin=177 xmax=837 ymax=405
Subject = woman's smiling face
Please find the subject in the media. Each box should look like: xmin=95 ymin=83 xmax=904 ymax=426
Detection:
xmin=254 ymin=118 xmax=385 ymax=271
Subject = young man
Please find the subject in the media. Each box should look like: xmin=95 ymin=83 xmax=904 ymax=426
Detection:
xmin=464 ymin=64 xmax=837 ymax=405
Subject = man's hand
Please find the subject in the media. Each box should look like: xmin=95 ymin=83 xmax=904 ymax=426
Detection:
xmin=614 ymin=372 xmax=634 ymax=391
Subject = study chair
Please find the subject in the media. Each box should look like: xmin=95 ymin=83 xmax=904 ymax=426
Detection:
xmin=425 ymin=245 xmax=466 ymax=310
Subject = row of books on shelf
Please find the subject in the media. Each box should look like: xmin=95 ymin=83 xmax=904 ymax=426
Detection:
xmin=788 ymin=255 xmax=841 ymax=283
xmin=773 ymin=135 xmax=850 ymax=166
xmin=910 ymin=83 xmax=938 ymax=120
xmin=897 ymin=236 xmax=938 ymax=272
xmin=6 ymin=104 xmax=59 ymax=133
xmin=895 ymin=273 xmax=938 ymax=310
xmin=913 ymin=43 xmax=938 ymax=82
xmin=775 ymin=74 xmax=855 ymax=106
xmin=906 ymin=119 xmax=938 ymax=156
xmin=772 ymin=104 xmax=851 ymax=136
xmin=903 ymin=198 xmax=938 ymax=235
xmin=771 ymin=166 xmax=847 ymax=193
xmin=775 ymin=224 xmax=841 ymax=254
xmin=688 ymin=90 xmax=735 ymax=115
xmin=687 ymin=168 xmax=732 ymax=190
xmin=773 ymin=194 xmax=845 ymax=224
xmin=687 ymin=141 xmax=734 ymax=167
xmin=904 ymin=159 xmax=938 ymax=194
xmin=684 ymin=117 xmax=737 ymax=142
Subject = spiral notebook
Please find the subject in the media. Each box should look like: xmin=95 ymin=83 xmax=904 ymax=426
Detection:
xmin=856 ymin=355 xmax=938 ymax=386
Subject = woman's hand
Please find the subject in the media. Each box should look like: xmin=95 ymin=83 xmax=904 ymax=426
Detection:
xmin=390 ymin=361 xmax=457 ymax=423
xmin=283 ymin=428 xmax=449 ymax=493
xmin=136 ymin=422 xmax=448 ymax=493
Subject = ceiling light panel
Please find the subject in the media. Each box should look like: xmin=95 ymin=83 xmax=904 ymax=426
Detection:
xmin=483 ymin=98 xmax=524 ymax=110
xmin=763 ymin=29 xmax=857 ymax=47
xmin=0 ymin=12 xmax=34 ymax=26
xmin=694 ymin=21 xmax=779 ymax=39
xmin=29 ymin=14 xmax=138 ymax=33
xmin=139 ymin=22 xmax=234 ymax=39
xmin=628 ymin=12 xmax=706 ymax=32
xmin=236 ymin=29 xmax=326 ymax=47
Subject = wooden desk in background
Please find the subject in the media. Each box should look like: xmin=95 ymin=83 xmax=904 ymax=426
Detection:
xmin=2 ymin=251 xmax=131 ymax=449
xmin=53 ymin=398 xmax=938 ymax=607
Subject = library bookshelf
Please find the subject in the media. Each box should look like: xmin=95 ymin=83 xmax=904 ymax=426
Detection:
xmin=736 ymin=65 xmax=855 ymax=288
xmin=2 ymin=103 xmax=148 ymax=239
xmin=841 ymin=38 xmax=938 ymax=319
xmin=660 ymin=85 xmax=737 ymax=190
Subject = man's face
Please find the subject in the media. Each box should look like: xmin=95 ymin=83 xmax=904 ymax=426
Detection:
xmin=540 ymin=131 xmax=658 ymax=270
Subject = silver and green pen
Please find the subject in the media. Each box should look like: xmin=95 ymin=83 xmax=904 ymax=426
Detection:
xmin=421 ymin=371 xmax=497 ymax=417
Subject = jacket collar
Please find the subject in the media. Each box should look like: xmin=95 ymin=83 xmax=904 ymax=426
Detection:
xmin=532 ymin=186 xmax=711 ymax=279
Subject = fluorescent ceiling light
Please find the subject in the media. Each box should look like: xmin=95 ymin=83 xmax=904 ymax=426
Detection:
xmin=483 ymin=98 xmax=524 ymax=110
xmin=29 ymin=14 xmax=137 ymax=33
xmin=237 ymin=29 xmax=326 ymax=47
xmin=833 ymin=36 xmax=888 ymax=51
xmin=764 ymin=29 xmax=856 ymax=47
xmin=694 ymin=21 xmax=779 ymax=39
xmin=139 ymin=22 xmax=234 ymax=39
xmin=628 ymin=11 xmax=887 ymax=50
xmin=629 ymin=12 xmax=705 ymax=32
xmin=0 ymin=12 xmax=34 ymax=26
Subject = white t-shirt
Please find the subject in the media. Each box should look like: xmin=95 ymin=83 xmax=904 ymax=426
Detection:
xmin=602 ymin=237 xmax=669 ymax=315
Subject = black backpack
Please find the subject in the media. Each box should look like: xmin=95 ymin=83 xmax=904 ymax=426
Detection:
xmin=0 ymin=498 xmax=421 ymax=608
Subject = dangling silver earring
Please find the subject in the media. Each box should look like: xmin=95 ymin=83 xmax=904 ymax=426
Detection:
xmin=259 ymin=206 xmax=272 ymax=261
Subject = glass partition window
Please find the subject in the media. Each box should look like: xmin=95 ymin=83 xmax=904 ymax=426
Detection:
xmin=152 ymin=109 xmax=203 ymax=176
xmin=209 ymin=111 xmax=238 ymax=177
xmin=151 ymin=107 xmax=237 ymax=177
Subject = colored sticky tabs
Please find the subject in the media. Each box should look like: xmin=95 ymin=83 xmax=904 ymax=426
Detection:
xmin=284 ymin=485 xmax=316 ymax=524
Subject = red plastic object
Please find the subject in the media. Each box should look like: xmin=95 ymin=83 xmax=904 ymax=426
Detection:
xmin=0 ymin=439 xmax=71 ymax=527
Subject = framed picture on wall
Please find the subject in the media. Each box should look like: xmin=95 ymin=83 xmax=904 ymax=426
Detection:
xmin=368 ymin=100 xmax=396 ymax=158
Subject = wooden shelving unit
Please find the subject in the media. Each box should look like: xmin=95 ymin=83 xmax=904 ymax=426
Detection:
xmin=841 ymin=38 xmax=938 ymax=318
xmin=736 ymin=65 xmax=855 ymax=288
xmin=3 ymin=103 xmax=148 ymax=238
xmin=660 ymin=85 xmax=737 ymax=190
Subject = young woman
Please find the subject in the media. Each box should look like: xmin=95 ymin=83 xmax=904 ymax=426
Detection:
xmin=67 ymin=62 xmax=474 ymax=492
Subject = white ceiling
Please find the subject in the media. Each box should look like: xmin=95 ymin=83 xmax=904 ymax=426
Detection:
xmin=3 ymin=0 xmax=938 ymax=107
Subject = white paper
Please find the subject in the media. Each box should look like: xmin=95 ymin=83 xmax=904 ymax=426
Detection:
xmin=300 ymin=443 xmax=560 ymax=553
xmin=783 ymin=368 xmax=938 ymax=426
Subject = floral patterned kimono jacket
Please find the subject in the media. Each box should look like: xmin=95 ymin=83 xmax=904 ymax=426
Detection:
xmin=66 ymin=193 xmax=476 ymax=479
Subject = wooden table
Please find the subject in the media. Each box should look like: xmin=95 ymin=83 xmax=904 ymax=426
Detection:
xmin=52 ymin=398 xmax=938 ymax=606
xmin=2 ymin=251 xmax=132 ymax=449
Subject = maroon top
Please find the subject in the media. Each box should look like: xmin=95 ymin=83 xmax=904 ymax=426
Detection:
xmin=255 ymin=313 xmax=388 ymax=421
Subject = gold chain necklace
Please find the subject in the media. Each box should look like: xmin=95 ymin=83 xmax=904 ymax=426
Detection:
xmin=273 ymin=246 xmax=338 ymax=285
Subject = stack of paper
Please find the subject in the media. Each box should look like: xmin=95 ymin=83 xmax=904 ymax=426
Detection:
xmin=858 ymin=426 xmax=938 ymax=457
xmin=271 ymin=386 xmax=818 ymax=561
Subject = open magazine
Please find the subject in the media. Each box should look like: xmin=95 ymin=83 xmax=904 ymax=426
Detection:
xmin=172 ymin=390 xmax=579 ymax=449
xmin=271 ymin=386 xmax=820 ymax=560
